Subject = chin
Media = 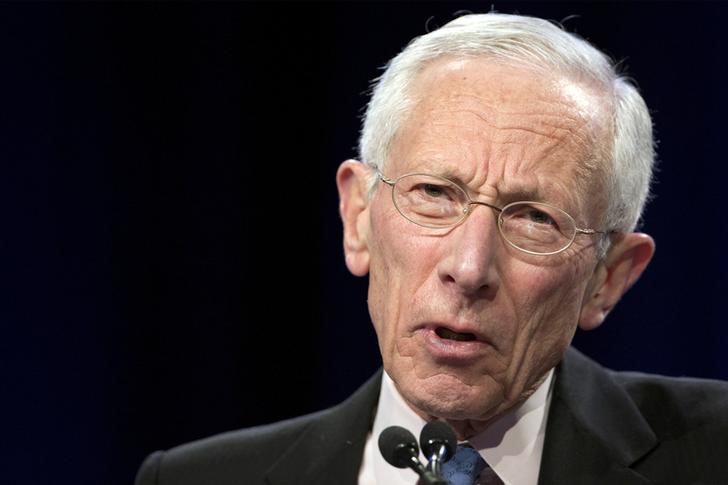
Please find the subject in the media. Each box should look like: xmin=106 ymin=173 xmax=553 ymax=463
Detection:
xmin=401 ymin=373 xmax=504 ymax=421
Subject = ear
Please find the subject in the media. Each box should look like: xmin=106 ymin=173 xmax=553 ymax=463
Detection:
xmin=579 ymin=233 xmax=655 ymax=330
xmin=336 ymin=160 xmax=372 ymax=276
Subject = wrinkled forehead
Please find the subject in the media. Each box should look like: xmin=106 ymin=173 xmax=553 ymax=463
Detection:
xmin=387 ymin=57 xmax=613 ymax=221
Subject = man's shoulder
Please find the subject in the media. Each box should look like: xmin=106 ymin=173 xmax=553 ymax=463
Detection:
xmin=169 ymin=408 xmax=334 ymax=464
xmin=609 ymin=368 xmax=728 ymax=429
xmin=542 ymin=348 xmax=728 ymax=483
xmin=563 ymin=347 xmax=728 ymax=427
xmin=136 ymin=370 xmax=383 ymax=485
xmin=136 ymin=409 xmax=334 ymax=485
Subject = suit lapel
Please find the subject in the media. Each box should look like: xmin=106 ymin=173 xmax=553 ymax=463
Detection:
xmin=538 ymin=348 xmax=658 ymax=485
xmin=265 ymin=370 xmax=382 ymax=485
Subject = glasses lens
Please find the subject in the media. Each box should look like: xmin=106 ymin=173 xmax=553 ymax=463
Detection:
xmin=499 ymin=202 xmax=576 ymax=254
xmin=393 ymin=174 xmax=468 ymax=228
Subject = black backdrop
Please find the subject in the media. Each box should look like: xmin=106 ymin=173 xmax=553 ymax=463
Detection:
xmin=1 ymin=2 xmax=727 ymax=484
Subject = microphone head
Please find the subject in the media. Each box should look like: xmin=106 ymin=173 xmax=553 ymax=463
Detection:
xmin=419 ymin=420 xmax=457 ymax=461
xmin=378 ymin=425 xmax=420 ymax=468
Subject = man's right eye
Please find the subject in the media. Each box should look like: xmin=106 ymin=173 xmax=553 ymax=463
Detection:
xmin=524 ymin=208 xmax=556 ymax=226
xmin=423 ymin=183 xmax=445 ymax=197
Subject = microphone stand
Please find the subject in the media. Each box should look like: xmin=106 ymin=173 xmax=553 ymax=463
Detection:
xmin=416 ymin=470 xmax=447 ymax=485
xmin=393 ymin=444 xmax=446 ymax=484
xmin=425 ymin=443 xmax=450 ymax=477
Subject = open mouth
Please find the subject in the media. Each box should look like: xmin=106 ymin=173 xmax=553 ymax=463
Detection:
xmin=435 ymin=326 xmax=477 ymax=342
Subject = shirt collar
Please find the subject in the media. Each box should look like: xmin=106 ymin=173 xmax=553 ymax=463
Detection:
xmin=469 ymin=369 xmax=554 ymax=485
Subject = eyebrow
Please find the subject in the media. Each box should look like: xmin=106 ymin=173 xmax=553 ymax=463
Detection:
xmin=429 ymin=168 xmax=546 ymax=205
xmin=496 ymin=184 xmax=546 ymax=204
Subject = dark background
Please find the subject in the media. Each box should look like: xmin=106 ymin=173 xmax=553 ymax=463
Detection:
xmin=1 ymin=2 xmax=727 ymax=484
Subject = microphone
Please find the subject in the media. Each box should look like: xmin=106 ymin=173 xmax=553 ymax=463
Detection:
xmin=378 ymin=426 xmax=446 ymax=484
xmin=419 ymin=420 xmax=457 ymax=476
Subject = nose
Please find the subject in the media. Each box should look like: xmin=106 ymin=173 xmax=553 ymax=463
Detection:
xmin=436 ymin=205 xmax=500 ymax=297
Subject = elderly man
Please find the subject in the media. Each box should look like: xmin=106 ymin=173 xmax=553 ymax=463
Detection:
xmin=136 ymin=13 xmax=728 ymax=485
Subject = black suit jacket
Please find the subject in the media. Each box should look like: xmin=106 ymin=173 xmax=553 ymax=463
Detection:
xmin=136 ymin=348 xmax=728 ymax=484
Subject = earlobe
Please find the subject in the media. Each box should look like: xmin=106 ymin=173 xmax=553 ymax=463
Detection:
xmin=579 ymin=233 xmax=655 ymax=330
xmin=336 ymin=160 xmax=372 ymax=276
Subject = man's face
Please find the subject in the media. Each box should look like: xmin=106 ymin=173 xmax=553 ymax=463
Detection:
xmin=361 ymin=58 xmax=612 ymax=429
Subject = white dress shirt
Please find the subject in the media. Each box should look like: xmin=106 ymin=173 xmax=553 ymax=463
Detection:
xmin=358 ymin=370 xmax=554 ymax=485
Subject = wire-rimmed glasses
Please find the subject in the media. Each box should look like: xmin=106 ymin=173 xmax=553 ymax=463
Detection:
xmin=376 ymin=171 xmax=606 ymax=256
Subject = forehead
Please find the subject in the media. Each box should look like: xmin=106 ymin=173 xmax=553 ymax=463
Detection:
xmin=388 ymin=57 xmax=611 ymax=216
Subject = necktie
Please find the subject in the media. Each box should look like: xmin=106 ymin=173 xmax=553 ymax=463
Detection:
xmin=440 ymin=444 xmax=488 ymax=485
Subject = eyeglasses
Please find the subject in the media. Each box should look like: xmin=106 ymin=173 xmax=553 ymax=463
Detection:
xmin=376 ymin=171 xmax=607 ymax=256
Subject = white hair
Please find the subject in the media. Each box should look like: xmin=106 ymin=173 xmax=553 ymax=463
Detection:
xmin=359 ymin=13 xmax=655 ymax=234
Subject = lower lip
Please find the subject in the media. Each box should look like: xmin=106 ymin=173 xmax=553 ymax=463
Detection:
xmin=420 ymin=328 xmax=491 ymax=363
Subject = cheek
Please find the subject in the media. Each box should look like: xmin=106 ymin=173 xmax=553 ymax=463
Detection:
xmin=512 ymin=251 xmax=592 ymax=310
xmin=369 ymin=197 xmax=436 ymax=287
xmin=508 ymin=261 xmax=591 ymax=358
xmin=367 ymin=201 xmax=439 ymax=353
xmin=482 ymin=262 xmax=586 ymax=400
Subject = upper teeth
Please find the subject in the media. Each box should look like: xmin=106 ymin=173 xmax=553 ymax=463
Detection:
xmin=437 ymin=327 xmax=475 ymax=342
